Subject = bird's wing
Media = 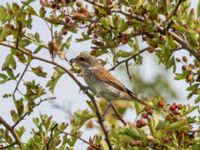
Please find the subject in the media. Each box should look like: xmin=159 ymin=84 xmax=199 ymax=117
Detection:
xmin=92 ymin=66 xmax=134 ymax=96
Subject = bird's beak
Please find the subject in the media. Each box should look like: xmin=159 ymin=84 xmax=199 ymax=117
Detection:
xmin=69 ymin=58 xmax=77 ymax=65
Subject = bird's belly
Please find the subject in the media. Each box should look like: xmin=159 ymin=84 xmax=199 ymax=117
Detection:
xmin=83 ymin=71 xmax=120 ymax=100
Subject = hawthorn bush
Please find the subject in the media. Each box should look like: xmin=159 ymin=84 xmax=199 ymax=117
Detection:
xmin=0 ymin=0 xmax=200 ymax=149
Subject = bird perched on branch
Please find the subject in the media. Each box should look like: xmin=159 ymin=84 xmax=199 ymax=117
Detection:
xmin=70 ymin=52 xmax=150 ymax=108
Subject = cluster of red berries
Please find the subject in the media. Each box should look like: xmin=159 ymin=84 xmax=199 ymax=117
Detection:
xmin=169 ymin=103 xmax=182 ymax=115
xmin=136 ymin=107 xmax=153 ymax=128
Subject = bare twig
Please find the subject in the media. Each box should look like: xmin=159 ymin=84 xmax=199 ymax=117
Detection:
xmin=13 ymin=63 xmax=30 ymax=94
xmin=58 ymin=129 xmax=101 ymax=150
xmin=0 ymin=117 xmax=21 ymax=146
xmin=0 ymin=42 xmax=113 ymax=150
xmin=109 ymin=47 xmax=148 ymax=71
xmin=110 ymin=103 xmax=127 ymax=126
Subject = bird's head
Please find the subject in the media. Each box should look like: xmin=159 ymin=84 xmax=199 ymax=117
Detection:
xmin=70 ymin=52 xmax=99 ymax=69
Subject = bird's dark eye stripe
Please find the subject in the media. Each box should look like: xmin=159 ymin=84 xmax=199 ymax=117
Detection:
xmin=79 ymin=57 xmax=84 ymax=60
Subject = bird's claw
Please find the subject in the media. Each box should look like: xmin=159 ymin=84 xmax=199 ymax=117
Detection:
xmin=79 ymin=86 xmax=90 ymax=93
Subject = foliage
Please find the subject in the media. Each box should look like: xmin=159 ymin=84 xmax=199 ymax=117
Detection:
xmin=0 ymin=0 xmax=200 ymax=149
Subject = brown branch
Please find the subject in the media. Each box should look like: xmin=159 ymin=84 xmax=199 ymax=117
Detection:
xmin=110 ymin=9 xmax=200 ymax=61
xmin=0 ymin=117 xmax=21 ymax=146
xmin=109 ymin=47 xmax=148 ymax=71
xmin=0 ymin=142 xmax=17 ymax=149
xmin=0 ymin=42 xmax=113 ymax=150
xmin=12 ymin=97 xmax=56 ymax=129
xmin=165 ymin=0 xmax=184 ymax=23
xmin=13 ymin=63 xmax=30 ymax=94
xmin=58 ymin=129 xmax=101 ymax=150
xmin=110 ymin=103 xmax=127 ymax=126
xmin=46 ymin=123 xmax=58 ymax=150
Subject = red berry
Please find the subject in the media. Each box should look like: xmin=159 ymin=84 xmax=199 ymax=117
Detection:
xmin=148 ymin=109 xmax=153 ymax=115
xmin=136 ymin=119 xmax=147 ymax=128
xmin=142 ymin=113 xmax=149 ymax=119
xmin=169 ymin=105 xmax=176 ymax=111
xmin=158 ymin=101 xmax=165 ymax=107
xmin=161 ymin=137 xmax=170 ymax=143
xmin=65 ymin=16 xmax=71 ymax=23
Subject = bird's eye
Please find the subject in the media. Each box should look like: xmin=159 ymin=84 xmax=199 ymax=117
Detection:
xmin=79 ymin=57 xmax=84 ymax=61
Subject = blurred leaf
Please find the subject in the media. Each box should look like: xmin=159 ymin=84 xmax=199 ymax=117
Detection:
xmin=32 ymin=66 xmax=47 ymax=78
xmin=0 ymin=6 xmax=6 ymax=21
xmin=2 ymin=54 xmax=16 ymax=70
xmin=195 ymin=95 xmax=200 ymax=103
xmin=198 ymin=0 xmax=200 ymax=18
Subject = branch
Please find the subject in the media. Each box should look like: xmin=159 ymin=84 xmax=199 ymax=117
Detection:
xmin=46 ymin=123 xmax=58 ymax=150
xmin=164 ymin=0 xmax=184 ymax=23
xmin=58 ymin=129 xmax=101 ymax=150
xmin=0 ymin=117 xmax=21 ymax=146
xmin=0 ymin=142 xmax=17 ymax=149
xmin=0 ymin=42 xmax=113 ymax=150
xmin=13 ymin=63 xmax=30 ymax=94
xmin=109 ymin=9 xmax=200 ymax=61
xmin=109 ymin=47 xmax=148 ymax=71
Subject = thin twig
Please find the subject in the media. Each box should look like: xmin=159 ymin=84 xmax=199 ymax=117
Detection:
xmin=58 ymin=129 xmax=101 ymax=150
xmin=46 ymin=123 xmax=58 ymax=150
xmin=109 ymin=47 xmax=148 ymax=71
xmin=164 ymin=0 xmax=184 ymax=24
xmin=13 ymin=63 xmax=30 ymax=94
xmin=0 ymin=142 xmax=17 ymax=149
xmin=110 ymin=103 xmax=127 ymax=126
xmin=0 ymin=117 xmax=21 ymax=146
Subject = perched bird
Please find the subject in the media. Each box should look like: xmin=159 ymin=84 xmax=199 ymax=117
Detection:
xmin=70 ymin=52 xmax=150 ymax=107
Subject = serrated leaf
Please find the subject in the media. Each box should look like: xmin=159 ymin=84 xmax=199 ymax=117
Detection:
xmin=46 ymin=67 xmax=65 ymax=93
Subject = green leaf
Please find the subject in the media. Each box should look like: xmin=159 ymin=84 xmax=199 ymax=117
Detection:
xmin=2 ymin=54 xmax=16 ymax=70
xmin=167 ymin=120 xmax=188 ymax=130
xmin=32 ymin=66 xmax=47 ymax=78
xmin=195 ymin=95 xmax=200 ymax=103
xmin=0 ymin=73 xmax=8 ymax=84
xmin=46 ymin=67 xmax=65 ymax=93
xmin=120 ymin=127 xmax=145 ymax=140
xmin=65 ymin=35 xmax=72 ymax=49
xmin=198 ymin=0 xmax=200 ymax=18
xmin=0 ymin=6 xmax=6 ymax=21
xmin=39 ymin=7 xmax=46 ymax=18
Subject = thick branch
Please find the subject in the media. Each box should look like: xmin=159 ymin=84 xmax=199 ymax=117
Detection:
xmin=0 ymin=117 xmax=21 ymax=146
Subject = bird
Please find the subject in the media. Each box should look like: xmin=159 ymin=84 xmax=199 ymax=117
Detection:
xmin=70 ymin=51 xmax=150 ymax=108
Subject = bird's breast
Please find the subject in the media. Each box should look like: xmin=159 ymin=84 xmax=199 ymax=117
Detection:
xmin=83 ymin=69 xmax=121 ymax=100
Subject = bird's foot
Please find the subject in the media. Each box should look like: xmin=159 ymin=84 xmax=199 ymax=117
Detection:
xmin=79 ymin=86 xmax=90 ymax=93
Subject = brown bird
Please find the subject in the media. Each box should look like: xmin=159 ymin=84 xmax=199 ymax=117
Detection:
xmin=70 ymin=52 xmax=150 ymax=107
